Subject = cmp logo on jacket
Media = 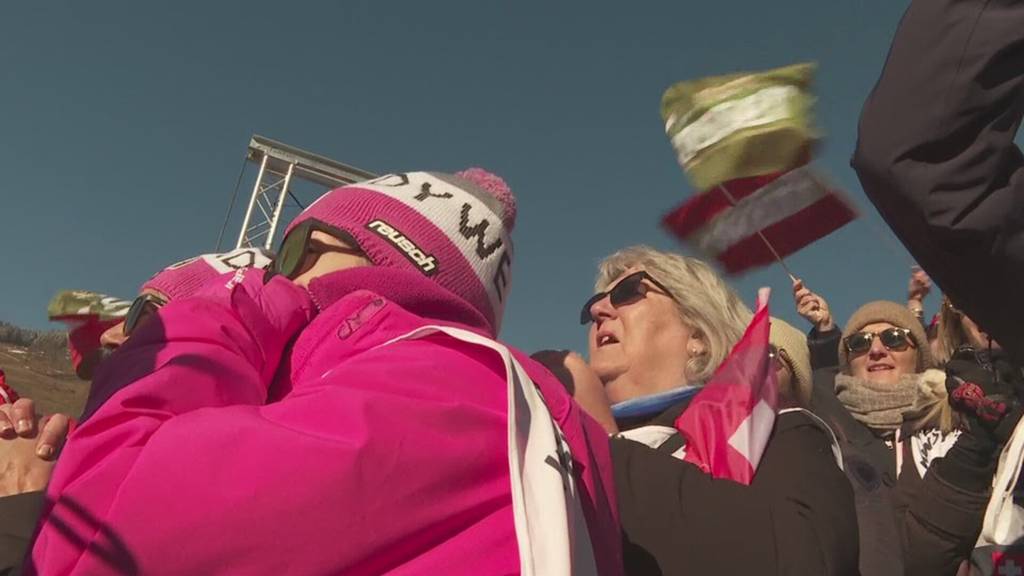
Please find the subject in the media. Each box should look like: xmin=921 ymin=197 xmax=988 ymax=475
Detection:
xmin=366 ymin=219 xmax=439 ymax=276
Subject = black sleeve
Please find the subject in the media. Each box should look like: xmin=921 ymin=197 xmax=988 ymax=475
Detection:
xmin=611 ymin=438 xmax=775 ymax=576
xmin=760 ymin=414 xmax=860 ymax=576
xmin=902 ymin=430 xmax=996 ymax=576
xmin=852 ymin=0 xmax=1024 ymax=366
xmin=611 ymin=419 xmax=859 ymax=576
xmin=808 ymin=326 xmax=841 ymax=371
xmin=0 ymin=491 xmax=45 ymax=576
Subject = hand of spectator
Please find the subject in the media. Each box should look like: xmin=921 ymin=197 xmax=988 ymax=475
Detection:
xmin=531 ymin=350 xmax=618 ymax=434
xmin=792 ymin=278 xmax=835 ymax=332
xmin=946 ymin=354 xmax=1022 ymax=444
xmin=907 ymin=266 xmax=932 ymax=312
xmin=0 ymin=398 xmax=71 ymax=496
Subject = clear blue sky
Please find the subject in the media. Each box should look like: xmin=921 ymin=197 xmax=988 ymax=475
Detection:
xmin=1 ymin=1 xmax=931 ymax=353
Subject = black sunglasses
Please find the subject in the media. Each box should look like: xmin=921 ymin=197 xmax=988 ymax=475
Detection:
xmin=843 ymin=327 xmax=914 ymax=355
xmin=270 ymin=219 xmax=363 ymax=280
xmin=579 ymin=271 xmax=674 ymax=324
xmin=123 ymin=293 xmax=168 ymax=338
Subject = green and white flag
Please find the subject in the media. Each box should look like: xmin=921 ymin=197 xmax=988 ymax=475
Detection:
xmin=661 ymin=62 xmax=817 ymax=191
xmin=47 ymin=290 xmax=132 ymax=323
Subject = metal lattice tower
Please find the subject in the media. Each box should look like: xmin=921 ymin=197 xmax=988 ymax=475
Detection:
xmin=233 ymin=135 xmax=376 ymax=250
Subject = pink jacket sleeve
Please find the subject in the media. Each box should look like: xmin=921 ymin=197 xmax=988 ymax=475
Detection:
xmin=29 ymin=270 xmax=314 ymax=575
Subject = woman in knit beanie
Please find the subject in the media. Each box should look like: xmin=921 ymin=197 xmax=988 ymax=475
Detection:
xmin=810 ymin=299 xmax=960 ymax=576
xmin=833 ymin=300 xmax=953 ymax=436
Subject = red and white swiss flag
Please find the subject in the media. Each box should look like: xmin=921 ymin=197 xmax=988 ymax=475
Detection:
xmin=662 ymin=166 xmax=857 ymax=275
xmin=674 ymin=288 xmax=778 ymax=485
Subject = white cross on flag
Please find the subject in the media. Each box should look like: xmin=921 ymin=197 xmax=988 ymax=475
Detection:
xmin=674 ymin=288 xmax=778 ymax=485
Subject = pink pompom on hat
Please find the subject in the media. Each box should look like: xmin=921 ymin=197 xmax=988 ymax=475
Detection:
xmin=142 ymin=247 xmax=274 ymax=300
xmin=284 ymin=169 xmax=517 ymax=334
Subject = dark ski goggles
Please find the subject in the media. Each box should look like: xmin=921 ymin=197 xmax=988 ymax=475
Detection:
xmin=123 ymin=293 xmax=168 ymax=338
xmin=270 ymin=219 xmax=362 ymax=280
xmin=579 ymin=271 xmax=674 ymax=324
xmin=843 ymin=327 xmax=914 ymax=355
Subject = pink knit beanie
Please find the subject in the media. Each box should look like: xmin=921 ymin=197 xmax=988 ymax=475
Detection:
xmin=142 ymin=247 xmax=274 ymax=300
xmin=284 ymin=169 xmax=517 ymax=333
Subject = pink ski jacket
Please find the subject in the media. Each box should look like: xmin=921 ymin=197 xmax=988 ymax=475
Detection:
xmin=29 ymin=267 xmax=621 ymax=576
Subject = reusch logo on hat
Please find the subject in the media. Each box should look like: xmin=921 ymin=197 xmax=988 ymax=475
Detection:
xmin=286 ymin=170 xmax=515 ymax=334
xmin=366 ymin=219 xmax=439 ymax=276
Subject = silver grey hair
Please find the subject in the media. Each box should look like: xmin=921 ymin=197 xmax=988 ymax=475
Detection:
xmin=595 ymin=245 xmax=752 ymax=383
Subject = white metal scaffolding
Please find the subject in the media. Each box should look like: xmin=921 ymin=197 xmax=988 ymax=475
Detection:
xmin=230 ymin=135 xmax=376 ymax=251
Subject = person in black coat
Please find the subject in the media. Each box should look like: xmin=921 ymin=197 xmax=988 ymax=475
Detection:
xmin=853 ymin=1 xmax=1024 ymax=570
xmin=808 ymin=300 xmax=994 ymax=576
xmin=902 ymin=298 xmax=1024 ymax=575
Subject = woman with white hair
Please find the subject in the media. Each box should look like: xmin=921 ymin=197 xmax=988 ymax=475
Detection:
xmin=547 ymin=245 xmax=858 ymax=575
xmin=579 ymin=247 xmax=749 ymax=427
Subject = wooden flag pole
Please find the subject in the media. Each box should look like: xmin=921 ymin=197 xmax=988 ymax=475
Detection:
xmin=716 ymin=185 xmax=798 ymax=282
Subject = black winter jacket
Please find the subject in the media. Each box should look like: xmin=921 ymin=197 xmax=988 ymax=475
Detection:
xmin=810 ymin=368 xmax=994 ymax=576
xmin=612 ymin=399 xmax=859 ymax=576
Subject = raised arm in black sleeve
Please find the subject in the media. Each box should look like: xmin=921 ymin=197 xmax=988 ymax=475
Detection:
xmin=808 ymin=326 xmax=841 ymax=371
xmin=852 ymin=0 xmax=1024 ymax=365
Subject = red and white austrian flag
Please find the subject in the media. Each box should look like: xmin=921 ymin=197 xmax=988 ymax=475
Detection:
xmin=662 ymin=166 xmax=856 ymax=275
xmin=674 ymin=288 xmax=778 ymax=485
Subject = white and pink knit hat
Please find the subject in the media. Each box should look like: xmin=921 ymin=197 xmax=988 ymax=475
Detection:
xmin=284 ymin=169 xmax=517 ymax=333
xmin=142 ymin=247 xmax=274 ymax=300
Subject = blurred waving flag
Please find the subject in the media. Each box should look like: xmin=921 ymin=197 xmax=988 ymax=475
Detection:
xmin=48 ymin=290 xmax=132 ymax=325
xmin=660 ymin=63 xmax=856 ymax=274
xmin=48 ymin=290 xmax=132 ymax=379
xmin=674 ymin=288 xmax=777 ymax=485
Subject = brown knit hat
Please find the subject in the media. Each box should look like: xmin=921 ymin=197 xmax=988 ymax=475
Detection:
xmin=839 ymin=300 xmax=933 ymax=374
xmin=770 ymin=317 xmax=812 ymax=407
